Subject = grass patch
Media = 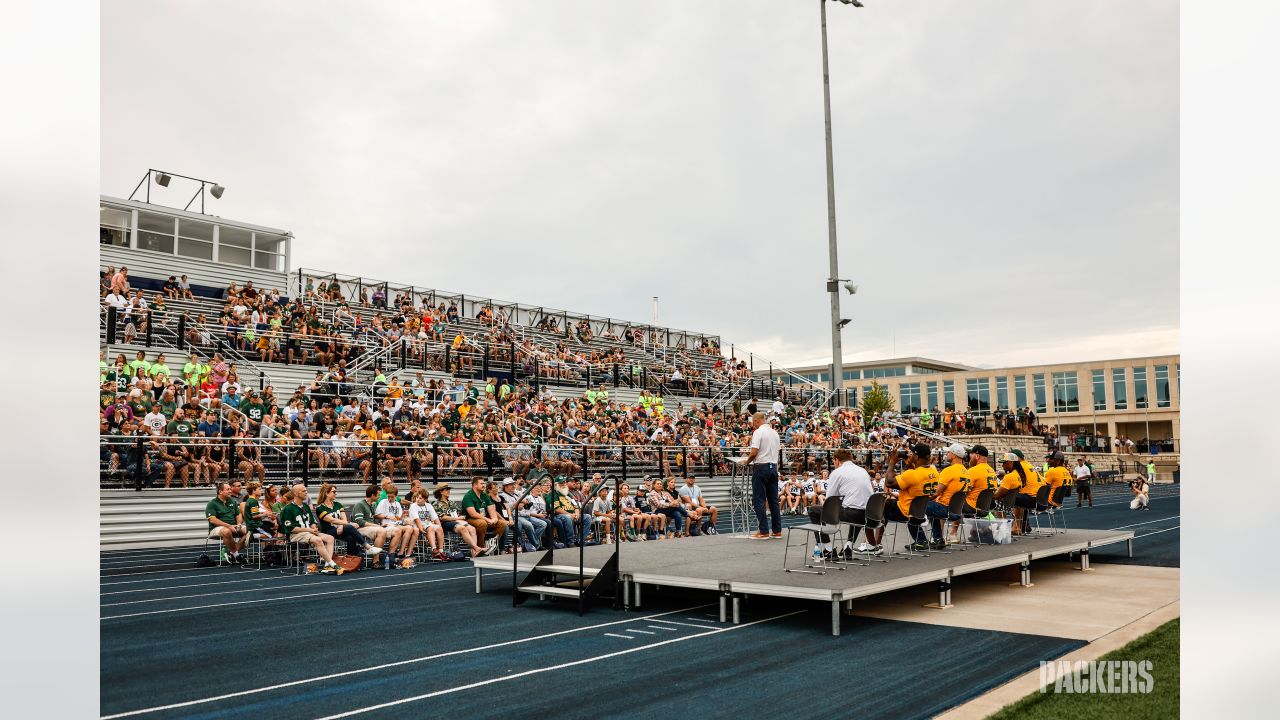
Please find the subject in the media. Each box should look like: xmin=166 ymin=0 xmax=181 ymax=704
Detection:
xmin=987 ymin=618 xmax=1179 ymax=720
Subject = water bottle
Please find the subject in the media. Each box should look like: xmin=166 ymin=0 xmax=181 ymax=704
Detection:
xmin=219 ymin=546 xmax=227 ymax=563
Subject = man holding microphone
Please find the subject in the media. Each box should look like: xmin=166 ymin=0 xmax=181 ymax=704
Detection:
xmin=745 ymin=412 xmax=782 ymax=539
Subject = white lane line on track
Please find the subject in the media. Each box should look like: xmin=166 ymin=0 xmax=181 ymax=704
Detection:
xmin=100 ymin=573 xmax=501 ymax=620
xmin=101 ymin=567 xmax=478 ymax=607
xmin=100 ymin=568 xmax=285 ymax=584
xmin=310 ymin=610 xmax=806 ymax=719
xmin=1109 ymin=515 xmax=1180 ymax=530
xmin=626 ymin=629 xmax=655 ymax=635
xmin=100 ymin=565 xmax=474 ymax=596
xmin=646 ymin=625 xmax=677 ymax=631
xmin=604 ymin=633 xmax=634 ymax=640
xmin=650 ymin=619 xmax=721 ymax=630
xmin=1133 ymin=525 xmax=1180 ymax=538
xmin=98 ymin=603 xmax=713 ymax=719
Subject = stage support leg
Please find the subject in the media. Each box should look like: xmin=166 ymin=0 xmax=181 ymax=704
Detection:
xmin=720 ymin=594 xmax=727 ymax=623
xmin=831 ymin=600 xmax=840 ymax=636
xmin=1077 ymin=548 xmax=1093 ymax=572
xmin=623 ymin=577 xmax=631 ymax=610
xmin=925 ymin=575 xmax=953 ymax=609
xmin=475 ymin=568 xmax=482 ymax=594
xmin=733 ymin=596 xmax=741 ymax=625
xmin=634 ymin=582 xmax=641 ymax=608
xmin=1127 ymin=539 xmax=1133 ymax=557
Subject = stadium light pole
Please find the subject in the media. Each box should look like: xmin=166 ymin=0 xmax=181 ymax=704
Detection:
xmin=820 ymin=0 xmax=863 ymax=408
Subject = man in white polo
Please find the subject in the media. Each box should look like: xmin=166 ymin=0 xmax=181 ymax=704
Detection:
xmin=744 ymin=412 xmax=782 ymax=539
xmin=805 ymin=448 xmax=877 ymax=558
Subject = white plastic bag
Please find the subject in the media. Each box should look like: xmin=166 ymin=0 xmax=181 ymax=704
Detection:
xmin=964 ymin=517 xmax=1013 ymax=545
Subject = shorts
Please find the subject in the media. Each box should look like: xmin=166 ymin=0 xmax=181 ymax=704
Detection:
xmin=210 ymin=526 xmax=246 ymax=538
xmin=1013 ymin=493 xmax=1037 ymax=509
xmin=290 ymin=530 xmax=321 ymax=544
xmin=357 ymin=526 xmax=383 ymax=540
xmin=441 ymin=520 xmax=460 ymax=532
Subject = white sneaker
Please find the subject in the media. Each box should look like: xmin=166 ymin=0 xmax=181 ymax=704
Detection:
xmin=855 ymin=543 xmax=874 ymax=553
xmin=364 ymin=546 xmax=383 ymax=555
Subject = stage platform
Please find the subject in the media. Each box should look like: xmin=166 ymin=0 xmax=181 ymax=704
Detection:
xmin=471 ymin=527 xmax=1135 ymax=635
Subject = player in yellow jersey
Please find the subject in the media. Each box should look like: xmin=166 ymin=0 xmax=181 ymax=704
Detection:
xmin=877 ymin=443 xmax=941 ymax=551
xmin=932 ymin=443 xmax=972 ymax=545
xmin=1041 ymin=451 xmax=1072 ymax=508
xmin=994 ymin=450 xmax=1043 ymax=534
xmin=964 ymin=444 xmax=997 ymax=512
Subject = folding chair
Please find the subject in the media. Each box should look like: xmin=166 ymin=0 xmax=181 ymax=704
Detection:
xmin=944 ymin=492 xmax=972 ymax=550
xmin=890 ymin=496 xmax=931 ymax=559
xmin=1027 ymin=485 xmax=1055 ymax=537
xmin=1047 ymin=486 xmax=1069 ymax=534
xmin=839 ymin=493 xmax=886 ymax=566
xmin=965 ymin=489 xmax=996 ymax=545
xmin=783 ymin=495 xmax=845 ymax=575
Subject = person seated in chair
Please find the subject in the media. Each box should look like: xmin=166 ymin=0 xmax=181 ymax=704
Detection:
xmin=805 ymin=448 xmax=877 ymax=558
xmin=206 ymin=481 xmax=249 ymax=565
xmin=279 ymin=483 xmax=341 ymax=574
xmin=933 ymin=443 xmax=972 ymax=545
xmin=873 ymin=443 xmax=941 ymax=552
xmin=316 ymin=482 xmax=381 ymax=558
xmin=1042 ymin=451 xmax=1072 ymax=509
xmin=994 ymin=451 xmax=1043 ymax=535
xmin=430 ymin=483 xmax=486 ymax=557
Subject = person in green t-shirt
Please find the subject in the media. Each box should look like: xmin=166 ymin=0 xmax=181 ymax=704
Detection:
xmin=278 ymin=483 xmax=339 ymax=573
xmin=166 ymin=407 xmax=196 ymax=438
xmin=316 ymin=482 xmax=379 ymax=557
xmin=461 ymin=477 xmax=508 ymax=552
xmin=205 ymin=482 xmax=248 ymax=564
xmin=349 ymin=483 xmax=388 ymax=552
xmin=129 ymin=350 xmax=152 ymax=379
xmin=150 ymin=354 xmax=172 ymax=382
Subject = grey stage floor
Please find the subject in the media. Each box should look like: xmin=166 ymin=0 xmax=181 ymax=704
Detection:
xmin=473 ymin=526 xmax=1134 ymax=603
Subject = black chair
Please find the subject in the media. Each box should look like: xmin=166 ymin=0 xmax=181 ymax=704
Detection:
xmin=844 ymin=493 xmax=888 ymax=564
xmin=963 ymin=489 xmax=997 ymax=545
xmin=1028 ymin=485 xmax=1055 ymax=537
xmin=1048 ymin=486 xmax=1070 ymax=533
xmin=944 ymin=492 xmax=972 ymax=550
xmin=783 ymin=495 xmax=845 ymax=575
xmin=891 ymin=496 xmax=931 ymax=559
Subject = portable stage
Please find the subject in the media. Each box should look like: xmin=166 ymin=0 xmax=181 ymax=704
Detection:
xmin=470 ymin=527 xmax=1135 ymax=635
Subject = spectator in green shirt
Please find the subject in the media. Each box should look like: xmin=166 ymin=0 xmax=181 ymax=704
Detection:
xmin=462 ymin=477 xmax=509 ymax=553
xmin=205 ymin=482 xmax=248 ymax=565
xmin=279 ymin=483 xmax=340 ymax=574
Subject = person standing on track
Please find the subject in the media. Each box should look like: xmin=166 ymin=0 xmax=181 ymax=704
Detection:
xmin=745 ymin=411 xmax=782 ymax=539
xmin=1072 ymin=457 xmax=1094 ymax=507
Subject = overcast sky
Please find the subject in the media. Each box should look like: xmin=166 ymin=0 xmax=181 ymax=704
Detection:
xmin=101 ymin=0 xmax=1177 ymax=370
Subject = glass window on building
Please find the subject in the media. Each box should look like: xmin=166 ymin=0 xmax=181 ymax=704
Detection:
xmin=1112 ymin=368 xmax=1128 ymax=410
xmin=1155 ymin=365 xmax=1170 ymax=407
xmin=1091 ymin=369 xmax=1107 ymax=411
xmin=842 ymin=369 xmax=860 ymax=381
xmin=219 ymin=225 xmax=253 ymax=267
xmin=900 ymin=383 xmax=922 ymax=414
xmin=254 ymin=232 xmax=287 ymax=272
xmin=176 ymin=218 xmax=214 ymax=261
xmin=136 ymin=210 xmax=175 ymax=254
xmin=926 ymin=381 xmax=938 ymax=411
xmin=996 ymin=376 xmax=1008 ymax=410
xmin=1133 ymin=367 xmax=1149 ymax=409
xmin=943 ymin=380 xmax=955 ymax=411
xmin=1014 ymin=375 xmax=1027 ymax=409
xmin=1052 ymin=371 xmax=1079 ymax=413
xmin=965 ymin=378 xmax=991 ymax=412
xmin=100 ymin=205 xmax=131 ymax=247
xmin=845 ymin=388 xmax=857 ymax=407
xmin=1032 ymin=374 xmax=1046 ymax=413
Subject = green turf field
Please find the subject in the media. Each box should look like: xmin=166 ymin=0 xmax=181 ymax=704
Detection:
xmin=988 ymin=618 xmax=1179 ymax=720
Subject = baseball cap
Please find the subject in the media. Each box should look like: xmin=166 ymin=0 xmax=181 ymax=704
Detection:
xmin=501 ymin=478 xmax=515 ymax=487
xmin=946 ymin=443 xmax=967 ymax=458
xmin=1011 ymin=449 xmax=1025 ymax=460
xmin=1001 ymin=451 xmax=1020 ymax=463
xmin=1046 ymin=450 xmax=1065 ymax=462
xmin=969 ymin=444 xmax=989 ymax=457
